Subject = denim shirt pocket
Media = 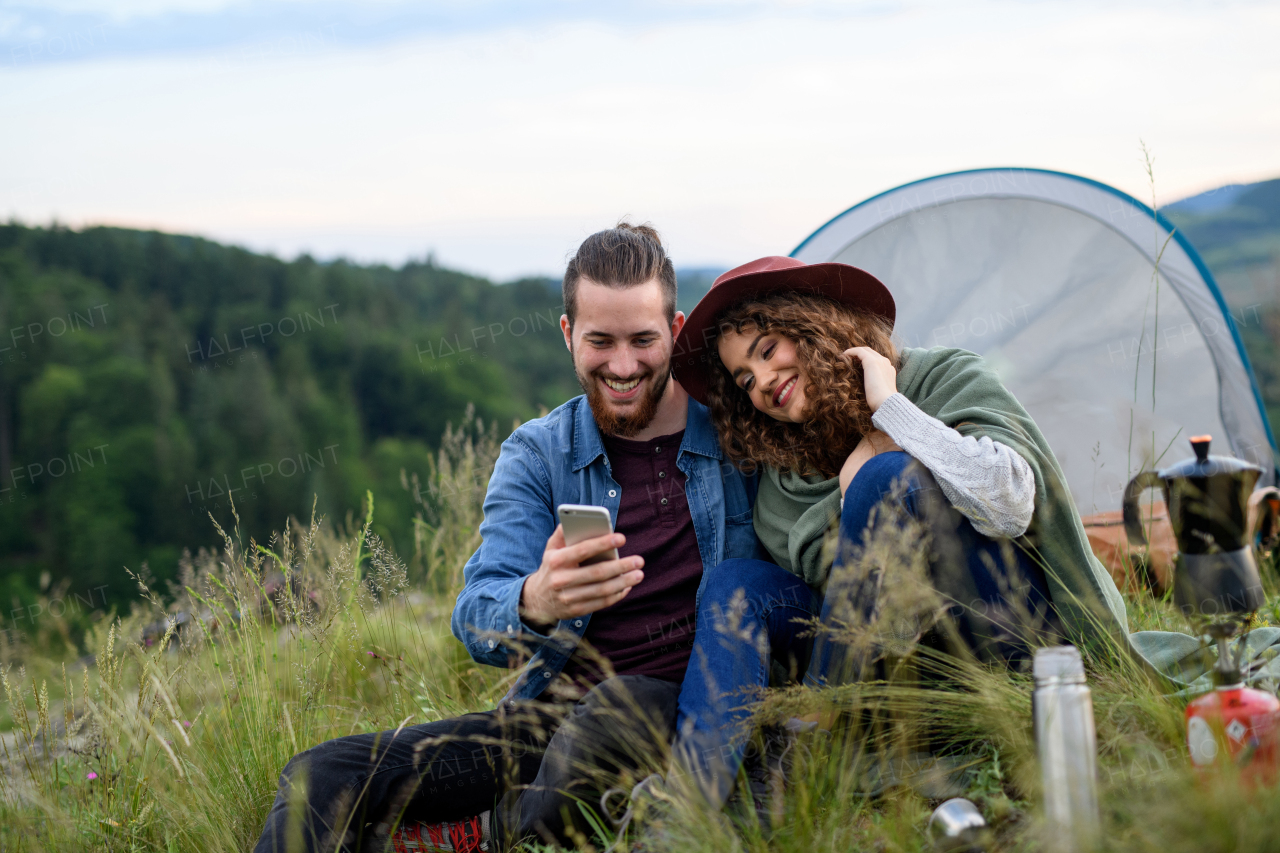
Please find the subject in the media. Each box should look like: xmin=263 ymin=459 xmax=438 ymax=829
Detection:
xmin=724 ymin=509 xmax=758 ymax=560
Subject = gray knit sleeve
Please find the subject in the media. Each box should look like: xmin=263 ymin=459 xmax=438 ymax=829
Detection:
xmin=870 ymin=393 xmax=1035 ymax=539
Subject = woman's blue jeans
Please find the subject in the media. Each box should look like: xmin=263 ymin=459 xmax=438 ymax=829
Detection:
xmin=673 ymin=451 xmax=1057 ymax=805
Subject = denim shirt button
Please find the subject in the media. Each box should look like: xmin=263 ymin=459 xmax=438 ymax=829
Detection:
xmin=488 ymin=639 xmax=496 ymax=649
xmin=543 ymin=671 xmax=552 ymax=678
xmin=608 ymin=489 xmax=616 ymax=498
xmin=574 ymin=619 xmax=583 ymax=628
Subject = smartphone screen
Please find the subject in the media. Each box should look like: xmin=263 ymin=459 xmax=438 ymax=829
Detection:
xmin=557 ymin=504 xmax=619 ymax=565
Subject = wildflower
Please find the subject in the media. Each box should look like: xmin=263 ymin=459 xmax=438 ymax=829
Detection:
xmin=182 ymin=720 xmax=193 ymax=728
xmin=86 ymin=772 xmax=98 ymax=780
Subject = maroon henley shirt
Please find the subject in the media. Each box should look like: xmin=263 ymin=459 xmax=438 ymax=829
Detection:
xmin=560 ymin=429 xmax=702 ymax=688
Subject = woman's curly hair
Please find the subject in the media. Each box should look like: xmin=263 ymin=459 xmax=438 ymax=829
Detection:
xmin=706 ymin=292 xmax=898 ymax=479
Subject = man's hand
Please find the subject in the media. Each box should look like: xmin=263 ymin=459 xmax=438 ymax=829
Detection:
xmin=519 ymin=525 xmax=645 ymax=631
xmin=843 ymin=346 xmax=897 ymax=412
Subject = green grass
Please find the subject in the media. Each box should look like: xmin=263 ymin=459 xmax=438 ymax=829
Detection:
xmin=3 ymin=419 xmax=1280 ymax=852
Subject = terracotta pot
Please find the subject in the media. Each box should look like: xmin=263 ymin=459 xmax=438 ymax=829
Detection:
xmin=1081 ymin=501 xmax=1177 ymax=593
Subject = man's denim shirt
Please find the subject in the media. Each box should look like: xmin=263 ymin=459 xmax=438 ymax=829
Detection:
xmin=451 ymin=393 xmax=762 ymax=702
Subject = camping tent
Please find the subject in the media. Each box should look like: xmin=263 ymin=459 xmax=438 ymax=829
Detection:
xmin=791 ymin=168 xmax=1278 ymax=514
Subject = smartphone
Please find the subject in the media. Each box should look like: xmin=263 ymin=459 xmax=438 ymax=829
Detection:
xmin=557 ymin=504 xmax=620 ymax=565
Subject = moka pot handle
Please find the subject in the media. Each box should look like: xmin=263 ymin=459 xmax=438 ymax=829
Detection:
xmin=1250 ymin=486 xmax=1280 ymax=551
xmin=1122 ymin=471 xmax=1165 ymax=547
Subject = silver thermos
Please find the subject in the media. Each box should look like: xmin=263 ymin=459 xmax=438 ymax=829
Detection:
xmin=1033 ymin=645 xmax=1100 ymax=852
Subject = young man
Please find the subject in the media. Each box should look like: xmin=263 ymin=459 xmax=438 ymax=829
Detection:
xmin=254 ymin=223 xmax=761 ymax=853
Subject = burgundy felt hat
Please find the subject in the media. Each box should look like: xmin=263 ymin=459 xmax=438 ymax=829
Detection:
xmin=671 ymin=256 xmax=895 ymax=406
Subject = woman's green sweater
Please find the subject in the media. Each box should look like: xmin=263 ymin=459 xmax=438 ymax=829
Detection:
xmin=751 ymin=346 xmax=1130 ymax=650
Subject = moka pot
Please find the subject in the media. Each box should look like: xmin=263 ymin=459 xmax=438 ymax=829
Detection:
xmin=1123 ymin=436 xmax=1265 ymax=617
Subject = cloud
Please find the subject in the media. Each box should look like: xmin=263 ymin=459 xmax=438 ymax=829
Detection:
xmin=0 ymin=0 xmax=907 ymax=68
xmin=2 ymin=0 xmax=1277 ymax=279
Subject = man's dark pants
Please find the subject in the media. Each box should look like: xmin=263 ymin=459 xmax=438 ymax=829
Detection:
xmin=254 ymin=675 xmax=679 ymax=853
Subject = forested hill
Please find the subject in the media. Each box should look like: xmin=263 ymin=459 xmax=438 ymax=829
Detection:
xmin=2 ymin=210 xmax=1279 ymax=621
xmin=0 ymin=223 xmax=580 ymax=609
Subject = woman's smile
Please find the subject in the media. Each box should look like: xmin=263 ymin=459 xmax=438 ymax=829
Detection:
xmin=773 ymin=375 xmax=798 ymax=408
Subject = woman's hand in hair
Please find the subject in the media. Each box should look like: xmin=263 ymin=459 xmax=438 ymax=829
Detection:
xmin=843 ymin=346 xmax=897 ymax=411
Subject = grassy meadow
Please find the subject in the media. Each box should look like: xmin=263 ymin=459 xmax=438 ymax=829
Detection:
xmin=3 ymin=410 xmax=1280 ymax=853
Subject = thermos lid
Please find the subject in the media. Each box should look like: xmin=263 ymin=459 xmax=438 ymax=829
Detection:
xmin=928 ymin=798 xmax=987 ymax=850
xmin=1158 ymin=435 xmax=1262 ymax=479
xmin=1034 ymin=645 xmax=1084 ymax=683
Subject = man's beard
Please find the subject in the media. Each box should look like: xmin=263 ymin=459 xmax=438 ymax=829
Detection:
xmin=577 ymin=364 xmax=671 ymax=438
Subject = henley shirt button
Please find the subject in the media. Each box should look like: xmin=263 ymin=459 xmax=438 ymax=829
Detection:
xmin=660 ymin=497 xmax=668 ymax=506
xmin=654 ymin=446 xmax=661 ymax=453
xmin=658 ymin=471 xmax=666 ymax=479
xmin=608 ymin=489 xmax=617 ymax=498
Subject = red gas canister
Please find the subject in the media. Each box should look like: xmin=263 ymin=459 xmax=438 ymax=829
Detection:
xmin=1186 ymin=681 xmax=1280 ymax=787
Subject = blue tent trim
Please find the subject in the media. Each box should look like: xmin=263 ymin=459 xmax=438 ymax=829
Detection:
xmin=792 ymin=167 xmax=1279 ymax=470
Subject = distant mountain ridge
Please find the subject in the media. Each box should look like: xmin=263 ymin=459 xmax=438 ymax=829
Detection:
xmin=1165 ymin=177 xmax=1280 ymax=278
xmin=1167 ymin=183 xmax=1253 ymax=215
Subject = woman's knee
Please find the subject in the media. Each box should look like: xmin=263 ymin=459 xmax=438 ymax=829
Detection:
xmin=848 ymin=450 xmax=918 ymax=495
xmin=843 ymin=451 xmax=943 ymax=531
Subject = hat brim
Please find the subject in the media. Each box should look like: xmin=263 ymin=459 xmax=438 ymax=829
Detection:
xmin=672 ymin=262 xmax=894 ymax=406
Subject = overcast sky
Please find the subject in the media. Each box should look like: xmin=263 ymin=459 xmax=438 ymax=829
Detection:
xmin=2 ymin=0 xmax=1278 ymax=280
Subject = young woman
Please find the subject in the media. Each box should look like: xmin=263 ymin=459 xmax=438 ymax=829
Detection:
xmin=665 ymin=255 xmax=1130 ymax=806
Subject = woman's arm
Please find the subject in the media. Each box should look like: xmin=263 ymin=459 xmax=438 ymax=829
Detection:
xmin=843 ymin=347 xmax=1035 ymax=539
xmin=871 ymin=393 xmax=1035 ymax=538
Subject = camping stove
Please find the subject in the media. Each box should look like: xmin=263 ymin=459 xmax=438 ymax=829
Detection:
xmin=1184 ymin=622 xmax=1280 ymax=787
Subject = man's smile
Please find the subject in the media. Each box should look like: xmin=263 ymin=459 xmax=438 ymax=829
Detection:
xmin=602 ymin=375 xmax=643 ymax=399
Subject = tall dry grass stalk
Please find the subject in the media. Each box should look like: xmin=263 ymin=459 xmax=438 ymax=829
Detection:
xmin=404 ymin=403 xmax=503 ymax=596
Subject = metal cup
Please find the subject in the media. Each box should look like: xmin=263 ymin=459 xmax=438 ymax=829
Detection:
xmin=928 ymin=797 xmax=988 ymax=851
